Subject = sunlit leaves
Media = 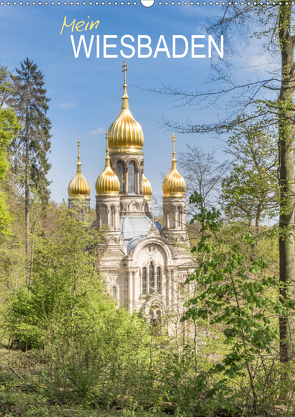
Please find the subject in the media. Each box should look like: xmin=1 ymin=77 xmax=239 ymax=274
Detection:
xmin=182 ymin=192 xmax=295 ymax=396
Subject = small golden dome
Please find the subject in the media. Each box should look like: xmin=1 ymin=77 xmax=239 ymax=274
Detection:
xmin=162 ymin=134 xmax=186 ymax=197
xmin=68 ymin=139 xmax=91 ymax=198
xmin=108 ymin=61 xmax=144 ymax=155
xmin=143 ymin=174 xmax=152 ymax=197
xmin=96 ymin=131 xmax=120 ymax=196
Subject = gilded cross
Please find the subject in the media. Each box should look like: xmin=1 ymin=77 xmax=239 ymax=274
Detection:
xmin=78 ymin=138 xmax=81 ymax=157
xmin=122 ymin=60 xmax=128 ymax=84
xmin=77 ymin=138 xmax=81 ymax=170
xmin=106 ymin=130 xmax=109 ymax=149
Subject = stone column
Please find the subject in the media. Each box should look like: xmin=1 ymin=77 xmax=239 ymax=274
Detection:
xmin=140 ymin=169 xmax=143 ymax=195
xmin=132 ymin=271 xmax=136 ymax=311
xmin=116 ymin=203 xmax=120 ymax=230
xmin=174 ymin=206 xmax=178 ymax=229
xmin=128 ymin=271 xmax=133 ymax=313
xmin=166 ymin=269 xmax=171 ymax=308
xmin=106 ymin=206 xmax=110 ymax=228
xmin=136 ymin=166 xmax=139 ymax=195
xmin=96 ymin=207 xmax=101 ymax=229
xmin=171 ymin=269 xmax=175 ymax=307
xmin=114 ymin=206 xmax=117 ymax=230
xmin=124 ymin=166 xmax=128 ymax=195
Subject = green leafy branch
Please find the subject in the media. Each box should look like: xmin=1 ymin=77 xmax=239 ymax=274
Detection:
xmin=182 ymin=192 xmax=295 ymax=412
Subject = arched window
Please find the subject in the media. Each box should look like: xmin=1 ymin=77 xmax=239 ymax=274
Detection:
xmin=151 ymin=308 xmax=162 ymax=327
xmin=128 ymin=161 xmax=136 ymax=194
xmin=157 ymin=267 xmax=161 ymax=293
xmin=149 ymin=263 xmax=154 ymax=294
xmin=112 ymin=286 xmax=117 ymax=299
xmin=110 ymin=206 xmax=114 ymax=228
xmin=180 ymin=283 xmax=184 ymax=296
xmin=102 ymin=205 xmax=108 ymax=226
xmin=116 ymin=161 xmax=124 ymax=193
xmin=156 ymin=309 xmax=161 ymax=320
xmin=142 ymin=268 xmax=147 ymax=294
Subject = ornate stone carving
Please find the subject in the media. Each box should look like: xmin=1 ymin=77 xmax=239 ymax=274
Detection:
xmin=147 ymin=224 xmax=160 ymax=237
xmin=147 ymin=245 xmax=154 ymax=254
xmin=130 ymin=201 xmax=140 ymax=211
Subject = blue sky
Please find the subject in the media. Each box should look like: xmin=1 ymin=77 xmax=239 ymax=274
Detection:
xmin=0 ymin=4 xmax=278 ymax=205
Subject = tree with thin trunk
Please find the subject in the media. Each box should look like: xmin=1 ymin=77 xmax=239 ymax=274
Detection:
xmin=9 ymin=58 xmax=51 ymax=268
xmin=178 ymin=145 xmax=230 ymax=211
xmin=155 ymin=4 xmax=295 ymax=363
xmin=167 ymin=145 xmax=229 ymax=246
xmin=0 ymin=66 xmax=21 ymax=238
xmin=221 ymin=122 xmax=279 ymax=235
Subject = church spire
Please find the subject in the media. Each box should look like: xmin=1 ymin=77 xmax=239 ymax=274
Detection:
xmin=171 ymin=133 xmax=176 ymax=170
xmin=121 ymin=60 xmax=129 ymax=110
xmin=68 ymin=138 xmax=91 ymax=198
xmin=105 ymin=130 xmax=111 ymax=168
xmin=107 ymin=62 xmax=144 ymax=154
xmin=95 ymin=131 xmax=120 ymax=196
xmin=162 ymin=134 xmax=186 ymax=197
xmin=76 ymin=138 xmax=82 ymax=173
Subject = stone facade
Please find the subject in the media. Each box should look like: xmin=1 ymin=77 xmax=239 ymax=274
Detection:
xmin=68 ymin=64 xmax=194 ymax=319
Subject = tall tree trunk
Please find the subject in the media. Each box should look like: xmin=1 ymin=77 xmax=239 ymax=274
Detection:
xmin=25 ymin=123 xmax=30 ymax=284
xmin=278 ymin=3 xmax=295 ymax=363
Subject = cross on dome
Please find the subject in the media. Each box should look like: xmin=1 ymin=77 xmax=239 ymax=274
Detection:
xmin=68 ymin=138 xmax=91 ymax=198
xmin=122 ymin=60 xmax=128 ymax=85
xmin=162 ymin=133 xmax=186 ymax=197
xmin=107 ymin=62 xmax=144 ymax=154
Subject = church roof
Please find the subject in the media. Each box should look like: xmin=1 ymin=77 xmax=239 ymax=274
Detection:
xmin=95 ymin=131 xmax=120 ymax=196
xmin=162 ymin=134 xmax=186 ymax=197
xmin=126 ymin=236 xmax=146 ymax=252
xmin=68 ymin=139 xmax=91 ymax=198
xmin=108 ymin=61 xmax=144 ymax=155
xmin=120 ymin=215 xmax=163 ymax=251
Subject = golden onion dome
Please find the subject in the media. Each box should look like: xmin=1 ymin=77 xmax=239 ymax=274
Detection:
xmin=68 ymin=139 xmax=91 ymax=198
xmin=142 ymin=174 xmax=152 ymax=197
xmin=95 ymin=131 xmax=120 ymax=196
xmin=162 ymin=134 xmax=186 ymax=197
xmin=108 ymin=61 xmax=144 ymax=155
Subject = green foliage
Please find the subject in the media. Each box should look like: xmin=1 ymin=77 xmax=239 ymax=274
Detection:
xmin=0 ymin=86 xmax=21 ymax=237
xmin=2 ymin=204 xmax=156 ymax=410
xmin=10 ymin=58 xmax=51 ymax=205
xmin=221 ymin=122 xmax=278 ymax=232
xmin=4 ymin=203 xmax=105 ymax=349
xmin=182 ymin=192 xmax=295 ymax=413
xmin=0 ymin=66 xmax=15 ymax=106
xmin=0 ymin=193 xmax=294 ymax=415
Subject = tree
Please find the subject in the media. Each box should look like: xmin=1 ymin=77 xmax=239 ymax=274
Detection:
xmin=182 ymin=192 xmax=295 ymax=413
xmin=178 ymin=144 xmax=230 ymax=210
xmin=4 ymin=202 xmax=105 ymax=349
xmin=9 ymin=58 xmax=51 ymax=261
xmin=0 ymin=66 xmax=15 ymax=107
xmin=0 ymin=67 xmax=21 ymax=238
xmin=221 ymin=123 xmax=279 ymax=234
xmin=155 ymin=5 xmax=295 ymax=363
xmin=3 ymin=203 xmax=155 ymax=409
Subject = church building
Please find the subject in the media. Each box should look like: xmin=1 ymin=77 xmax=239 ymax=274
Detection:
xmin=67 ymin=62 xmax=193 ymax=319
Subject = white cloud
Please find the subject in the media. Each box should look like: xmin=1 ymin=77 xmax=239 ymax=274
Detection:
xmin=57 ymin=102 xmax=77 ymax=109
xmin=89 ymin=127 xmax=106 ymax=135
